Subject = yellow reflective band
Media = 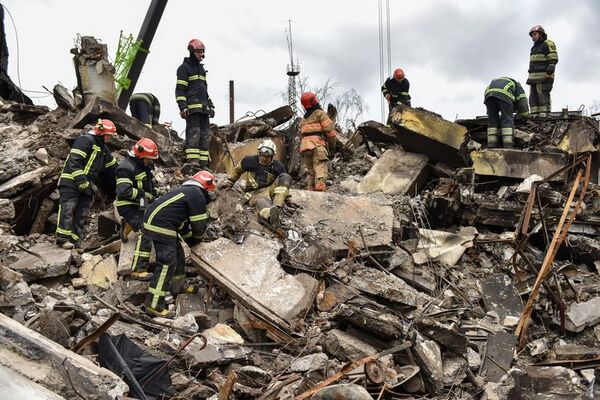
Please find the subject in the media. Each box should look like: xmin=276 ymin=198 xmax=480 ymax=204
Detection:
xmin=199 ymin=150 xmax=209 ymax=155
xmin=189 ymin=213 xmax=207 ymax=222
xmin=185 ymin=148 xmax=200 ymax=154
xmin=486 ymin=88 xmax=515 ymax=101
xmin=105 ymin=157 xmax=117 ymax=168
xmin=244 ymin=192 xmax=252 ymax=200
xmin=176 ymin=96 xmax=187 ymax=101
xmin=186 ymin=154 xmax=201 ymax=160
xmin=132 ymin=235 xmax=143 ymax=268
xmin=188 ymin=75 xmax=206 ymax=81
xmin=176 ymin=80 xmax=188 ymax=86
xmin=530 ymin=54 xmax=548 ymax=62
xmin=181 ymin=231 xmax=192 ymax=239
xmin=70 ymin=148 xmax=87 ymax=157
xmin=528 ymin=72 xmax=547 ymax=79
xmin=501 ymin=128 xmax=513 ymax=135
xmin=131 ymin=188 xmax=138 ymax=200
xmin=134 ymin=251 xmax=151 ymax=257
xmin=117 ymin=178 xmax=134 ymax=185
xmin=147 ymin=192 xmax=185 ymax=225
xmin=135 ymin=172 xmax=147 ymax=180
xmin=273 ymin=187 xmax=288 ymax=194
xmin=188 ymin=103 xmax=204 ymax=109
xmin=150 ymin=264 xmax=169 ymax=308
xmin=116 ymin=200 xmax=138 ymax=207
xmin=83 ymin=145 xmax=100 ymax=175
xmin=72 ymin=170 xmax=84 ymax=177
xmin=144 ymin=223 xmax=178 ymax=236
xmin=400 ymin=92 xmax=410 ymax=96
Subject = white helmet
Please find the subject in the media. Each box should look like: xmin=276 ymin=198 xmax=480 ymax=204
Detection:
xmin=258 ymin=139 xmax=276 ymax=156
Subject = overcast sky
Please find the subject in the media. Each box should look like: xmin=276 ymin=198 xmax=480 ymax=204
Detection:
xmin=2 ymin=0 xmax=600 ymax=133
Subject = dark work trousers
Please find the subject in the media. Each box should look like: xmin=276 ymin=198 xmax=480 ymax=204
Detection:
xmin=529 ymin=82 xmax=552 ymax=117
xmin=118 ymin=206 xmax=152 ymax=272
xmin=129 ymin=100 xmax=151 ymax=126
xmin=144 ymin=231 xmax=186 ymax=311
xmin=185 ymin=113 xmax=211 ymax=166
xmin=56 ymin=186 xmax=93 ymax=245
xmin=485 ymin=97 xmax=515 ymax=148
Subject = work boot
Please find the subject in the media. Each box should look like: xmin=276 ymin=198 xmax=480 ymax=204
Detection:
xmin=143 ymin=304 xmax=174 ymax=318
xmin=182 ymin=282 xmax=200 ymax=294
xmin=130 ymin=270 xmax=153 ymax=281
xmin=268 ymin=206 xmax=281 ymax=228
xmin=58 ymin=241 xmax=74 ymax=250
xmin=314 ymin=182 xmax=326 ymax=192
xmin=120 ymin=219 xmax=133 ymax=243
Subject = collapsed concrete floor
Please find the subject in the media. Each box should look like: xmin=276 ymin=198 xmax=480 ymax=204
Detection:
xmin=1 ymin=94 xmax=600 ymax=399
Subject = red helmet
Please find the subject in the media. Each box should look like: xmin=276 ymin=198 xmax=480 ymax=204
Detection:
xmin=300 ymin=92 xmax=318 ymax=110
xmin=132 ymin=138 xmax=159 ymax=160
xmin=192 ymin=170 xmax=216 ymax=192
xmin=529 ymin=25 xmax=545 ymax=36
xmin=187 ymin=39 xmax=205 ymax=51
xmin=93 ymin=119 xmax=117 ymax=136
xmin=394 ymin=68 xmax=405 ymax=80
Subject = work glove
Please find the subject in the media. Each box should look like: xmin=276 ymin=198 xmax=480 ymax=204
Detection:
xmin=544 ymin=72 xmax=553 ymax=80
xmin=208 ymin=108 xmax=215 ymax=118
xmin=145 ymin=192 xmax=155 ymax=203
xmin=78 ymin=181 xmax=94 ymax=196
xmin=385 ymin=94 xmax=391 ymax=103
xmin=180 ymin=109 xmax=189 ymax=119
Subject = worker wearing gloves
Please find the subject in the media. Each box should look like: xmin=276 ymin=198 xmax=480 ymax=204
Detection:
xmin=142 ymin=170 xmax=216 ymax=317
xmin=381 ymin=68 xmax=411 ymax=123
xmin=526 ymin=25 xmax=558 ymax=117
xmin=56 ymin=119 xmax=117 ymax=249
xmin=175 ymin=39 xmax=215 ymax=171
xmin=298 ymin=92 xmax=336 ymax=191
xmin=484 ymin=77 xmax=529 ymax=149
xmin=129 ymin=93 xmax=161 ymax=128
xmin=115 ymin=138 xmax=159 ymax=279
xmin=221 ymin=139 xmax=291 ymax=227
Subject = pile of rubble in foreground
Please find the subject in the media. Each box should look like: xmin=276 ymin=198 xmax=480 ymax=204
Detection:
xmin=1 ymin=95 xmax=600 ymax=400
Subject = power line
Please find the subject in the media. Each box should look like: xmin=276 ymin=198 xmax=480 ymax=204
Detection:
xmin=1 ymin=3 xmax=26 ymax=104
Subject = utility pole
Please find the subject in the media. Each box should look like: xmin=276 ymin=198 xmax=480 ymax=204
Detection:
xmin=285 ymin=19 xmax=300 ymax=114
xmin=229 ymin=80 xmax=234 ymax=124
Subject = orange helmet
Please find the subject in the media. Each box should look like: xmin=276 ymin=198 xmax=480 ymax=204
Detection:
xmin=132 ymin=138 xmax=159 ymax=160
xmin=394 ymin=68 xmax=405 ymax=80
xmin=93 ymin=119 xmax=117 ymax=136
xmin=529 ymin=25 xmax=545 ymax=36
xmin=187 ymin=39 xmax=205 ymax=51
xmin=191 ymin=170 xmax=216 ymax=192
xmin=300 ymin=92 xmax=318 ymax=110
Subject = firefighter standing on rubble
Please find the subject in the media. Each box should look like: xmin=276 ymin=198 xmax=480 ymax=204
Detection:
xmin=484 ymin=77 xmax=529 ymax=149
xmin=526 ymin=25 xmax=558 ymax=117
xmin=299 ymin=92 xmax=336 ymax=191
xmin=381 ymin=68 xmax=411 ymax=123
xmin=176 ymin=39 xmax=215 ymax=172
xmin=55 ymin=119 xmax=118 ymax=249
xmin=129 ymin=93 xmax=161 ymax=128
xmin=115 ymin=138 xmax=159 ymax=279
xmin=221 ymin=139 xmax=291 ymax=226
xmin=142 ymin=170 xmax=216 ymax=317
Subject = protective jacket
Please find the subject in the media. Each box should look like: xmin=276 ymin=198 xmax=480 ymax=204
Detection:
xmin=484 ymin=77 xmax=529 ymax=118
xmin=175 ymin=57 xmax=213 ymax=115
xmin=143 ymin=184 xmax=209 ymax=246
xmin=129 ymin=93 xmax=161 ymax=126
xmin=58 ymin=132 xmax=117 ymax=191
xmin=299 ymin=106 xmax=336 ymax=152
xmin=227 ymin=155 xmax=287 ymax=191
xmin=115 ymin=155 xmax=156 ymax=211
xmin=381 ymin=77 xmax=411 ymax=106
xmin=527 ymin=34 xmax=558 ymax=84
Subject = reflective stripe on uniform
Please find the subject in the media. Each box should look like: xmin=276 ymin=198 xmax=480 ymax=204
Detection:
xmin=149 ymin=264 xmax=169 ymax=308
xmin=189 ymin=213 xmax=207 ymax=222
xmin=105 ymin=157 xmax=117 ymax=168
xmin=83 ymin=145 xmax=100 ymax=175
xmin=176 ymin=96 xmax=187 ymax=101
xmin=188 ymin=103 xmax=204 ymax=109
xmin=273 ymin=186 xmax=288 ymax=194
xmin=70 ymin=148 xmax=87 ymax=158
xmin=117 ymin=178 xmax=134 ymax=185
xmin=188 ymin=75 xmax=206 ymax=81
xmin=176 ymin=80 xmax=188 ymax=86
xmin=115 ymin=200 xmax=138 ymax=207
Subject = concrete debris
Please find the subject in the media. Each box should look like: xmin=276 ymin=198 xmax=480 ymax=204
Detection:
xmin=8 ymin=242 xmax=71 ymax=282
xmin=413 ymin=227 xmax=476 ymax=266
xmin=470 ymin=149 xmax=568 ymax=179
xmin=480 ymin=274 xmax=523 ymax=324
xmin=321 ymin=329 xmax=378 ymax=362
xmin=311 ymin=384 xmax=374 ymax=400
xmin=563 ymin=297 xmax=600 ymax=333
xmin=290 ymin=352 xmax=330 ymax=372
xmin=78 ymin=254 xmax=118 ymax=289
xmin=508 ymin=366 xmax=593 ymax=398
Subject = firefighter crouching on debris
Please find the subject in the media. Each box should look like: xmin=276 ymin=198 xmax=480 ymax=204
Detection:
xmin=299 ymin=92 xmax=336 ymax=191
xmin=129 ymin=93 xmax=161 ymax=128
xmin=115 ymin=138 xmax=159 ymax=279
xmin=176 ymin=39 xmax=215 ymax=171
xmin=527 ymin=25 xmax=558 ymax=117
xmin=484 ymin=77 xmax=529 ymax=149
xmin=221 ymin=139 xmax=291 ymax=226
xmin=142 ymin=171 xmax=216 ymax=317
xmin=382 ymin=68 xmax=411 ymax=123
xmin=56 ymin=119 xmax=118 ymax=249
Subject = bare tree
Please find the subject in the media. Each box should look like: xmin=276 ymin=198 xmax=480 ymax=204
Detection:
xmin=586 ymin=99 xmax=600 ymax=119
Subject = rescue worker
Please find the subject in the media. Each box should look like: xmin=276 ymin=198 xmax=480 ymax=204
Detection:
xmin=221 ymin=139 xmax=291 ymax=226
xmin=299 ymin=92 xmax=336 ymax=191
xmin=56 ymin=119 xmax=118 ymax=249
xmin=484 ymin=77 xmax=529 ymax=149
xmin=142 ymin=170 xmax=215 ymax=317
xmin=176 ymin=39 xmax=215 ymax=171
xmin=381 ymin=68 xmax=411 ymax=123
xmin=526 ymin=25 xmax=558 ymax=117
xmin=115 ymin=138 xmax=159 ymax=279
xmin=129 ymin=93 xmax=160 ymax=128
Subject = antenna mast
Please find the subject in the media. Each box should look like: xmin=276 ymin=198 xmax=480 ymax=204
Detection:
xmin=285 ymin=19 xmax=300 ymax=113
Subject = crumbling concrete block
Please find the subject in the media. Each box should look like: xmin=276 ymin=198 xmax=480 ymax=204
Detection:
xmin=0 ymin=364 xmax=66 ymax=400
xmin=182 ymin=323 xmax=250 ymax=368
xmin=8 ymin=242 xmax=71 ymax=282
xmin=235 ymin=365 xmax=272 ymax=388
xmin=356 ymin=149 xmax=429 ymax=196
xmin=507 ymin=366 xmax=592 ymax=398
xmin=480 ymin=274 xmax=523 ymax=324
xmin=413 ymin=340 xmax=444 ymax=394
xmin=321 ymin=329 xmax=378 ymax=361
xmin=78 ymin=254 xmax=118 ymax=289
xmin=0 ymin=264 xmax=23 ymax=289
xmin=290 ymin=353 xmax=329 ymax=372
xmin=557 ymin=118 xmax=598 ymax=154
xmin=0 ymin=198 xmax=15 ymax=221
xmin=480 ymin=331 xmax=516 ymax=383
xmin=357 ymin=120 xmax=399 ymax=143
xmin=416 ymin=318 xmax=467 ymax=354
xmin=563 ymin=297 xmax=600 ymax=333
xmin=311 ymin=384 xmax=374 ymax=400
xmin=470 ymin=149 xmax=568 ymax=179
xmin=191 ymin=235 xmax=318 ymax=334
xmin=554 ymin=344 xmax=600 ymax=360
xmin=0 ymin=167 xmax=49 ymax=197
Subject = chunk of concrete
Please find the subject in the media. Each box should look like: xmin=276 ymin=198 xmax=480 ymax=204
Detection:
xmin=0 ymin=167 xmax=49 ymax=197
xmin=116 ymin=232 xmax=155 ymax=275
xmin=470 ymin=149 xmax=568 ymax=179
xmin=557 ymin=118 xmax=598 ymax=154
xmin=416 ymin=318 xmax=467 ymax=354
xmin=78 ymin=254 xmax=118 ymax=289
xmin=563 ymin=297 xmax=600 ymax=333
xmin=311 ymin=384 xmax=374 ymax=400
xmin=356 ymin=149 xmax=429 ymax=196
xmin=321 ymin=329 xmax=378 ymax=361
xmin=182 ymin=323 xmax=250 ymax=368
xmin=479 ymin=274 xmax=523 ymax=323
xmin=554 ymin=344 xmax=600 ymax=361
xmin=191 ymin=235 xmax=318 ymax=334
xmin=389 ymin=105 xmax=469 ymax=167
xmin=290 ymin=189 xmax=394 ymax=254
xmin=508 ymin=366 xmax=591 ymax=398
xmin=0 ymin=198 xmax=15 ymax=221
xmin=0 ymin=264 xmax=23 ymax=289
xmin=413 ymin=340 xmax=444 ymax=394
xmin=0 ymin=364 xmax=66 ymax=400
xmin=290 ymin=353 xmax=329 ymax=372
xmin=8 ymin=242 xmax=71 ymax=282
xmin=235 ymin=365 xmax=272 ymax=388
xmin=1 ymin=281 xmax=34 ymax=308
xmin=357 ymin=120 xmax=399 ymax=144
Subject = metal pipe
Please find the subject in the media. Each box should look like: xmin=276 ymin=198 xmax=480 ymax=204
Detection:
xmin=229 ymin=80 xmax=234 ymax=124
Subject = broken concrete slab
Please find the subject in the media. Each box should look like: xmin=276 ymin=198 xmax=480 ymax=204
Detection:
xmin=0 ymin=166 xmax=50 ymax=197
xmin=356 ymin=149 xmax=429 ymax=196
xmin=557 ymin=118 xmax=598 ymax=154
xmin=0 ymin=364 xmax=66 ymax=400
xmin=357 ymin=120 xmax=399 ymax=144
xmin=389 ymin=104 xmax=470 ymax=167
xmin=116 ymin=232 xmax=155 ymax=275
xmin=71 ymin=36 xmax=117 ymax=106
xmin=8 ymin=242 xmax=72 ymax=282
xmin=290 ymin=353 xmax=329 ymax=372
xmin=337 ymin=302 xmax=405 ymax=340
xmin=191 ymin=235 xmax=318 ymax=334
xmin=562 ymin=297 xmax=600 ymax=333
xmin=321 ymin=329 xmax=378 ymax=362
xmin=0 ymin=198 xmax=15 ymax=221
xmin=290 ymin=189 xmax=394 ymax=254
xmin=78 ymin=254 xmax=118 ymax=289
xmin=507 ymin=366 xmax=592 ymax=398
xmin=235 ymin=365 xmax=272 ymax=388
xmin=480 ymin=274 xmax=523 ymax=324
xmin=412 ymin=227 xmax=475 ymax=267
xmin=480 ymin=331 xmax=516 ymax=383
xmin=416 ymin=318 xmax=467 ymax=354
xmin=470 ymin=149 xmax=568 ymax=179
xmin=311 ymin=384 xmax=374 ymax=400
xmin=413 ymin=340 xmax=444 ymax=394
xmin=182 ymin=323 xmax=250 ymax=368
xmin=0 ymin=264 xmax=23 ymax=289
xmin=554 ymin=344 xmax=600 ymax=361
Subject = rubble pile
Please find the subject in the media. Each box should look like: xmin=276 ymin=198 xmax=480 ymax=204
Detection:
xmin=1 ymin=95 xmax=600 ymax=400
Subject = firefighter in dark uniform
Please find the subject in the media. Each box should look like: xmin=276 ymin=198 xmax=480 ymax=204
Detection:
xmin=381 ymin=68 xmax=411 ymax=123
xmin=129 ymin=93 xmax=161 ymax=127
xmin=142 ymin=170 xmax=216 ymax=317
xmin=115 ymin=138 xmax=159 ymax=279
xmin=221 ymin=139 xmax=291 ymax=226
xmin=176 ymin=39 xmax=215 ymax=171
xmin=484 ymin=77 xmax=529 ymax=148
xmin=527 ymin=25 xmax=558 ymax=117
xmin=56 ymin=119 xmax=118 ymax=249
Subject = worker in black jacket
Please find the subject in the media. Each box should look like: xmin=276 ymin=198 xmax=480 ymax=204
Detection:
xmin=176 ymin=39 xmax=215 ymax=171
xmin=115 ymin=138 xmax=159 ymax=279
xmin=56 ymin=119 xmax=118 ymax=249
xmin=526 ymin=25 xmax=558 ymax=117
xmin=142 ymin=170 xmax=216 ymax=317
xmin=129 ymin=93 xmax=161 ymax=127
xmin=381 ymin=68 xmax=411 ymax=123
xmin=484 ymin=77 xmax=529 ymax=148
xmin=221 ymin=139 xmax=291 ymax=227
